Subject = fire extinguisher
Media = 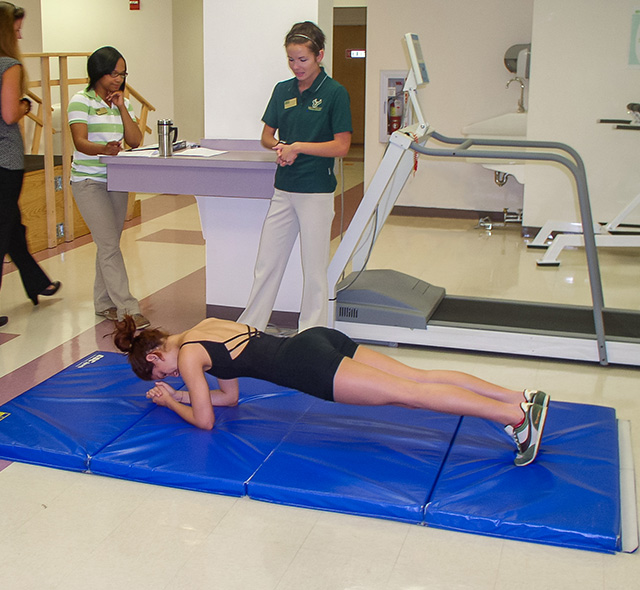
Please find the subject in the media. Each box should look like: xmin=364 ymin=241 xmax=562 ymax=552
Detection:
xmin=388 ymin=96 xmax=402 ymax=134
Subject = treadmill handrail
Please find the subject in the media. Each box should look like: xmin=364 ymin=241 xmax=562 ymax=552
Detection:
xmin=328 ymin=126 xmax=609 ymax=364
xmin=409 ymin=132 xmax=607 ymax=364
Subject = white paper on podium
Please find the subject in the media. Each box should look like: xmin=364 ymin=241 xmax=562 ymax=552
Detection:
xmin=173 ymin=147 xmax=227 ymax=157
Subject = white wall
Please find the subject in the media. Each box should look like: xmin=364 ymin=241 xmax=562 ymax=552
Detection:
xmin=19 ymin=0 xmax=43 ymax=55
xmin=203 ymin=0 xmax=333 ymax=140
xmin=365 ymin=0 xmax=534 ymax=212
xmin=334 ymin=0 xmax=365 ymax=7
xmin=173 ymin=0 xmax=204 ymax=143
xmin=23 ymin=0 xmax=640 ymax=224
xmin=38 ymin=0 xmax=174 ymax=145
xmin=524 ymin=0 xmax=640 ymax=226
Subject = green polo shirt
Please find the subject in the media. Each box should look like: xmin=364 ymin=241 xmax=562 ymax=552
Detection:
xmin=262 ymin=67 xmax=352 ymax=193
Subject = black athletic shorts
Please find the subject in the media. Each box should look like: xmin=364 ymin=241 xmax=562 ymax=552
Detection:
xmin=270 ymin=327 xmax=359 ymax=401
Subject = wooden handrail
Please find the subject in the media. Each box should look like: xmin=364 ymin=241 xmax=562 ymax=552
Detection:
xmin=25 ymin=89 xmax=42 ymax=104
xmin=25 ymin=81 xmax=154 ymax=145
xmin=23 ymin=52 xmax=92 ymax=57
xmin=123 ymin=84 xmax=155 ymax=113
xmin=28 ymin=78 xmax=90 ymax=88
xmin=24 ymin=110 xmax=50 ymax=130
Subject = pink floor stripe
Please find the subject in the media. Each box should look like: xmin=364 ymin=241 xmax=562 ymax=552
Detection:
xmin=0 ymin=267 xmax=205 ymax=407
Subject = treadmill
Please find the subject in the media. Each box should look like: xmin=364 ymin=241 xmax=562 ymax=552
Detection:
xmin=328 ymin=34 xmax=640 ymax=367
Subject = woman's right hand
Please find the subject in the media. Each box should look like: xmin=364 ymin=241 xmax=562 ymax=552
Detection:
xmin=103 ymin=140 xmax=122 ymax=155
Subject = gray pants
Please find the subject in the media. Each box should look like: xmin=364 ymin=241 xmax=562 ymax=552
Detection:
xmin=71 ymin=179 xmax=140 ymax=318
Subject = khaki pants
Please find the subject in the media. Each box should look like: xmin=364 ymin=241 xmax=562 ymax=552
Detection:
xmin=71 ymin=179 xmax=140 ymax=318
xmin=239 ymin=188 xmax=334 ymax=332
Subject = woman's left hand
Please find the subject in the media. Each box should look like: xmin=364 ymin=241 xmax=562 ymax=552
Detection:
xmin=107 ymin=90 xmax=124 ymax=108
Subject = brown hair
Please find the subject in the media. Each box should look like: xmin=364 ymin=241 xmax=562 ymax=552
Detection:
xmin=284 ymin=21 xmax=325 ymax=57
xmin=0 ymin=2 xmax=26 ymax=93
xmin=113 ymin=315 xmax=168 ymax=380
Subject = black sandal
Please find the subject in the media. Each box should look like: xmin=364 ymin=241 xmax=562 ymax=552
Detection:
xmin=30 ymin=281 xmax=62 ymax=305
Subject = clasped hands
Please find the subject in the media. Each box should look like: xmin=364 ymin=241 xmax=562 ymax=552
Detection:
xmin=273 ymin=142 xmax=298 ymax=167
xmin=146 ymin=381 xmax=183 ymax=406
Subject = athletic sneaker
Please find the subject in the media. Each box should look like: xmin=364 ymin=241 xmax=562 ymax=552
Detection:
xmin=524 ymin=389 xmax=550 ymax=409
xmin=504 ymin=401 xmax=548 ymax=467
xmin=96 ymin=307 xmax=118 ymax=321
xmin=132 ymin=313 xmax=150 ymax=330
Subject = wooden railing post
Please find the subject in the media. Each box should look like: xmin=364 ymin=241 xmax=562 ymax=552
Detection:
xmin=40 ymin=56 xmax=57 ymax=249
xmin=58 ymin=55 xmax=75 ymax=242
xmin=27 ymin=92 xmax=45 ymax=155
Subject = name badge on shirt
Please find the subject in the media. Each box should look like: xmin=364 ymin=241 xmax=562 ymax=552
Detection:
xmin=284 ymin=98 xmax=297 ymax=109
xmin=95 ymin=107 xmax=109 ymax=115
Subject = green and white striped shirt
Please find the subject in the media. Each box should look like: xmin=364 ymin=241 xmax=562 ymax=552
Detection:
xmin=68 ymin=88 xmax=136 ymax=182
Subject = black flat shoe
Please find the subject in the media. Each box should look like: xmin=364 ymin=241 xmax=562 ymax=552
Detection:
xmin=30 ymin=281 xmax=62 ymax=305
xmin=0 ymin=315 xmax=7 ymax=327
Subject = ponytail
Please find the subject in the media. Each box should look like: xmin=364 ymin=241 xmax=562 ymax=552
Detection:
xmin=113 ymin=315 xmax=168 ymax=380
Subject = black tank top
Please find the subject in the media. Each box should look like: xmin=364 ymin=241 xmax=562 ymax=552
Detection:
xmin=179 ymin=326 xmax=358 ymax=401
xmin=180 ymin=325 xmax=284 ymax=381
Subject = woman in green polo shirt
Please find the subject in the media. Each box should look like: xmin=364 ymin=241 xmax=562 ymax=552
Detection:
xmin=239 ymin=21 xmax=352 ymax=334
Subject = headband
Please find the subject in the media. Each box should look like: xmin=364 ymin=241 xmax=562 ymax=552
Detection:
xmin=287 ymin=33 xmax=319 ymax=50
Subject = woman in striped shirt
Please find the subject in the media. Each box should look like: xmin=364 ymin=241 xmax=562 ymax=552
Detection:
xmin=68 ymin=46 xmax=149 ymax=330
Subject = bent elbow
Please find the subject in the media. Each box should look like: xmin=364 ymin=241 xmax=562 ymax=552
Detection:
xmin=2 ymin=112 xmax=18 ymax=125
xmin=336 ymin=139 xmax=352 ymax=158
xmin=196 ymin=417 xmax=215 ymax=430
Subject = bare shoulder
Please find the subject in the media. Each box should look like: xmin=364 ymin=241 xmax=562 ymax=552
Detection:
xmin=177 ymin=339 xmax=210 ymax=374
xmin=1 ymin=63 xmax=21 ymax=85
xmin=185 ymin=318 xmax=245 ymax=341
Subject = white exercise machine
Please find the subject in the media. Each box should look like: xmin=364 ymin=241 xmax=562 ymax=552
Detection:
xmin=327 ymin=33 xmax=640 ymax=367
xmin=529 ymin=191 xmax=640 ymax=266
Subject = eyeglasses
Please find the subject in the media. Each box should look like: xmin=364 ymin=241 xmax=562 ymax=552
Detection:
xmin=109 ymin=71 xmax=128 ymax=79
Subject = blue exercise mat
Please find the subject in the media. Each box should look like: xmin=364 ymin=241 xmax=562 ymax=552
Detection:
xmin=425 ymin=401 xmax=620 ymax=553
xmin=0 ymin=352 xmax=156 ymax=470
xmin=247 ymin=399 xmax=460 ymax=523
xmin=0 ymin=352 xmax=625 ymax=552
xmin=90 ymin=385 xmax=315 ymax=496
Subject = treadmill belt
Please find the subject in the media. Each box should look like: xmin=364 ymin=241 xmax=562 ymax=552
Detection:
xmin=430 ymin=297 xmax=640 ymax=340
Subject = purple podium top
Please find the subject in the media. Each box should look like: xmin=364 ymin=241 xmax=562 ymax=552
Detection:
xmin=101 ymin=139 xmax=277 ymax=198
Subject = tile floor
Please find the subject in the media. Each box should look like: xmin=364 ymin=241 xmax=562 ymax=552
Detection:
xmin=1 ymin=149 xmax=639 ymax=589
